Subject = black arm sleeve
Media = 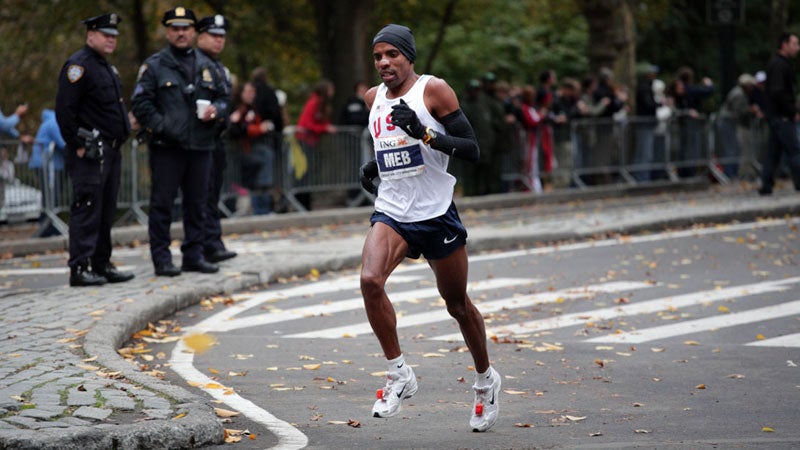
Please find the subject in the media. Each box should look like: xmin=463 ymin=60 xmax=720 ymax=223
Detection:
xmin=429 ymin=109 xmax=480 ymax=162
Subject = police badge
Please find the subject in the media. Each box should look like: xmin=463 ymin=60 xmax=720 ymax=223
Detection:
xmin=67 ymin=65 xmax=85 ymax=83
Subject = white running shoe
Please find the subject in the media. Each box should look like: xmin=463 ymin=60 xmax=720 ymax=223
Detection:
xmin=470 ymin=367 xmax=501 ymax=432
xmin=372 ymin=364 xmax=418 ymax=418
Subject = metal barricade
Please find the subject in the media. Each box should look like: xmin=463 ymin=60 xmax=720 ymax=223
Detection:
xmin=281 ymin=126 xmax=370 ymax=212
xmin=712 ymin=114 xmax=768 ymax=183
xmin=115 ymin=139 xmax=150 ymax=226
xmin=570 ymin=117 xmax=629 ymax=187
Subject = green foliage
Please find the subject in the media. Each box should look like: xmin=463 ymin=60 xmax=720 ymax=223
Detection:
xmin=4 ymin=0 xmax=800 ymax=134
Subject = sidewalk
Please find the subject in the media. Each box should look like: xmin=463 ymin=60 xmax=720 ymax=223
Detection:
xmin=1 ymin=181 xmax=799 ymax=449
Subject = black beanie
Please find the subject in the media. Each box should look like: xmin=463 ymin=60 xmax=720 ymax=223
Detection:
xmin=372 ymin=24 xmax=416 ymax=63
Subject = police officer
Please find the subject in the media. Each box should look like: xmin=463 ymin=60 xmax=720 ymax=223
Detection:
xmin=56 ymin=13 xmax=134 ymax=287
xmin=196 ymin=14 xmax=237 ymax=263
xmin=131 ymin=7 xmax=228 ymax=276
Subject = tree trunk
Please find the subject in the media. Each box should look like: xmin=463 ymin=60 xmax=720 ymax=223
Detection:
xmin=578 ymin=0 xmax=636 ymax=94
xmin=423 ymin=0 xmax=458 ymax=75
xmin=770 ymin=0 xmax=788 ymax=50
xmin=311 ymin=0 xmax=373 ymax=120
xmin=130 ymin=0 xmax=149 ymax=64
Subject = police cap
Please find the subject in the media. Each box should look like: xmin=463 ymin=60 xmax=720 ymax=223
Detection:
xmin=161 ymin=7 xmax=196 ymax=27
xmin=83 ymin=13 xmax=121 ymax=36
xmin=197 ymin=15 xmax=228 ymax=36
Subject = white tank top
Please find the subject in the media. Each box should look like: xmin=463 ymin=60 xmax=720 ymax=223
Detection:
xmin=369 ymin=75 xmax=454 ymax=222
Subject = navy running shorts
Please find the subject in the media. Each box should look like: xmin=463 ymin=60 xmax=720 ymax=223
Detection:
xmin=370 ymin=202 xmax=468 ymax=260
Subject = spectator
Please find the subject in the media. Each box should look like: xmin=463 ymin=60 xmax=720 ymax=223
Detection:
xmin=538 ymin=70 xmax=557 ymax=178
xmin=131 ymin=7 xmax=229 ymax=277
xmin=480 ymin=72 xmax=510 ymax=193
xmin=250 ymin=67 xmax=284 ymax=157
xmin=295 ymin=79 xmax=336 ymax=210
xmin=676 ymin=66 xmax=714 ymax=176
xmin=0 ymin=104 xmax=34 ymax=144
xmin=519 ymin=85 xmax=543 ymax=192
xmin=195 ymin=14 xmax=237 ymax=263
xmin=716 ymin=73 xmax=757 ymax=179
xmin=228 ymin=81 xmax=276 ymax=214
xmin=339 ymin=80 xmax=370 ymax=126
xmin=590 ymin=67 xmax=626 ymax=183
xmin=492 ymin=80 xmax=524 ymax=192
xmin=29 ymin=108 xmax=66 ymax=236
xmin=458 ymin=79 xmax=499 ymax=196
xmin=550 ymin=78 xmax=582 ymax=188
xmin=759 ymin=33 xmax=800 ymax=195
xmin=56 ymin=12 xmax=134 ymax=286
xmin=633 ymin=63 xmax=661 ymax=182
xmin=339 ymin=80 xmax=371 ymax=206
xmin=0 ymin=147 xmax=14 ymax=182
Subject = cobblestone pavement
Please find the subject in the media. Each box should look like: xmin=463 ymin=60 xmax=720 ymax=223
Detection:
xmin=0 ymin=181 xmax=798 ymax=449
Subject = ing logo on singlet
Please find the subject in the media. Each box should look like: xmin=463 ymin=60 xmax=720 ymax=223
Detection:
xmin=375 ymin=135 xmax=425 ymax=180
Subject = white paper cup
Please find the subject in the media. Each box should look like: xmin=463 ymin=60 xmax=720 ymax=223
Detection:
xmin=196 ymin=99 xmax=211 ymax=119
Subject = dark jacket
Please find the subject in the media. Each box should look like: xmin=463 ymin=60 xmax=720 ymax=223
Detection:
xmin=765 ymin=53 xmax=797 ymax=120
xmin=636 ymin=77 xmax=658 ymax=117
xmin=131 ymin=46 xmax=227 ymax=151
xmin=56 ymin=45 xmax=130 ymax=150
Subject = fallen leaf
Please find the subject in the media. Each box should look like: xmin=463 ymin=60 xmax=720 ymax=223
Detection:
xmin=172 ymin=413 xmax=187 ymax=420
xmin=183 ymin=333 xmax=217 ymax=354
xmin=82 ymin=356 xmax=98 ymax=362
xmin=208 ymin=368 xmax=220 ymax=374
xmin=514 ymin=423 xmax=533 ymax=428
xmin=695 ymin=384 xmax=706 ymax=389
xmin=684 ymin=340 xmax=701 ymax=346
xmin=756 ymin=334 xmax=766 ymax=340
xmin=762 ymin=427 xmax=775 ymax=432
xmin=303 ymin=364 xmax=322 ymax=370
xmin=422 ymin=353 xmax=444 ymax=358
xmin=726 ymin=374 xmax=745 ymax=379
xmin=347 ymin=419 xmax=361 ymax=428
xmin=214 ymin=408 xmax=240 ymax=418
xmin=503 ymin=389 xmax=528 ymax=395
xmin=564 ymin=415 xmax=587 ymax=422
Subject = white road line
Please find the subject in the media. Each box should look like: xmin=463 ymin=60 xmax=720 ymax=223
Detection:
xmin=745 ymin=332 xmax=800 ymax=348
xmin=464 ymin=217 xmax=800 ymax=265
xmin=284 ymin=281 xmax=653 ymax=339
xmin=187 ymin=274 xmax=423 ymax=330
xmin=432 ymin=276 xmax=800 ymax=342
xmin=169 ymin=340 xmax=308 ymax=450
xmin=199 ymin=278 xmax=533 ymax=333
xmin=587 ymin=299 xmax=800 ymax=344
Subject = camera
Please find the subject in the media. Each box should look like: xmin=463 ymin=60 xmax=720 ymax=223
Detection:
xmin=77 ymin=127 xmax=104 ymax=160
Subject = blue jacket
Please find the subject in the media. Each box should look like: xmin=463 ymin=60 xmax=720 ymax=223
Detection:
xmin=29 ymin=109 xmax=65 ymax=170
xmin=0 ymin=109 xmax=21 ymax=139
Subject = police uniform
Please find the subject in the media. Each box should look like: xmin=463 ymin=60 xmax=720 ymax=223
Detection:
xmin=130 ymin=7 xmax=228 ymax=276
xmin=196 ymin=15 xmax=237 ymax=263
xmin=55 ymin=13 xmax=135 ymax=287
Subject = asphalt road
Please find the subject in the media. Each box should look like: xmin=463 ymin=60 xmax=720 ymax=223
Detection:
xmin=129 ymin=217 xmax=800 ymax=449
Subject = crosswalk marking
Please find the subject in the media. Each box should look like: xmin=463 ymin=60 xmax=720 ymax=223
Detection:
xmin=431 ymin=276 xmax=800 ymax=342
xmin=587 ymin=300 xmax=800 ymax=344
xmin=202 ymin=278 xmax=532 ymax=333
xmin=185 ymin=274 xmax=424 ymax=333
xmin=283 ymin=281 xmax=653 ymax=339
xmin=745 ymin=333 xmax=800 ymax=348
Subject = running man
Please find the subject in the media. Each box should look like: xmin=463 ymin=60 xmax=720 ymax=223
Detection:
xmin=358 ymin=23 xmax=501 ymax=432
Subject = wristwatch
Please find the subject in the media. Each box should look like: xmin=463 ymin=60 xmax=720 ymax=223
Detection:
xmin=422 ymin=127 xmax=437 ymax=145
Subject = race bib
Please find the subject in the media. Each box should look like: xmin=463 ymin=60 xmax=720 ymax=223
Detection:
xmin=375 ymin=135 xmax=425 ymax=180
